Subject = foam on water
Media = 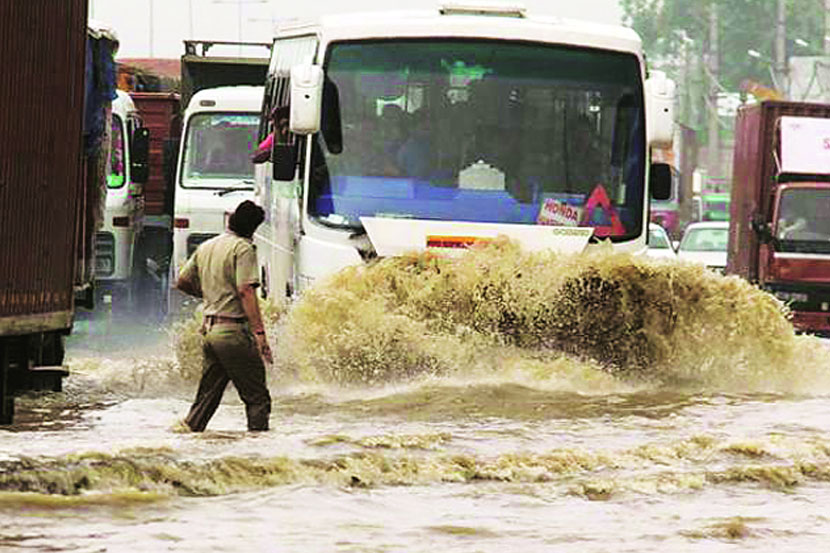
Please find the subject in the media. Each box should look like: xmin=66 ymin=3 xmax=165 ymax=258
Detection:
xmin=3 ymin=432 xmax=830 ymax=500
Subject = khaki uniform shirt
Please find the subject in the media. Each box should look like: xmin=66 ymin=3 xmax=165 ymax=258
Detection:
xmin=179 ymin=232 xmax=259 ymax=318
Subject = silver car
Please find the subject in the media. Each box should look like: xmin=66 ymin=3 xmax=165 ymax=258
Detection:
xmin=676 ymin=221 xmax=729 ymax=272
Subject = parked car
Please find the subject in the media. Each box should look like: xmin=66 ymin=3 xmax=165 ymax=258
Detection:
xmin=677 ymin=221 xmax=729 ymax=272
xmin=646 ymin=223 xmax=676 ymax=259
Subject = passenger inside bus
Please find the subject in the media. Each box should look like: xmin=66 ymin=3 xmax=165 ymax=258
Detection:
xmin=252 ymin=106 xmax=289 ymax=164
xmin=377 ymin=104 xmax=407 ymax=175
xmin=395 ymin=112 xmax=433 ymax=178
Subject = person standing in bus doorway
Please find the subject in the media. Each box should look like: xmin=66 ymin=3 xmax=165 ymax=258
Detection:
xmin=252 ymin=105 xmax=290 ymax=164
xmin=175 ymin=200 xmax=273 ymax=432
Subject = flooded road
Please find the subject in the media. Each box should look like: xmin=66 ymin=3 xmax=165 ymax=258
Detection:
xmin=3 ymin=243 xmax=830 ymax=552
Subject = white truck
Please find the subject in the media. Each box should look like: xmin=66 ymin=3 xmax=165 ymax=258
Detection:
xmin=169 ymin=85 xmax=264 ymax=311
xmin=93 ymin=89 xmax=151 ymax=313
xmin=253 ymin=4 xmax=675 ymax=300
xmin=168 ymin=40 xmax=270 ymax=314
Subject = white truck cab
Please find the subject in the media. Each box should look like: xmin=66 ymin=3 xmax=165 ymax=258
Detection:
xmin=170 ymin=85 xmax=264 ymax=309
xmin=94 ymin=89 xmax=150 ymax=310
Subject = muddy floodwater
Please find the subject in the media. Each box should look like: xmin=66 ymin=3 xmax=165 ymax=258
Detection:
xmin=3 ymin=242 xmax=830 ymax=552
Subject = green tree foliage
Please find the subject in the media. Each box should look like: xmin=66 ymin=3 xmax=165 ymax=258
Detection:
xmin=621 ymin=0 xmax=825 ymax=93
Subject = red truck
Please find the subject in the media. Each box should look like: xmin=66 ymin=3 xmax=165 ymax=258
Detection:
xmin=127 ymin=92 xmax=181 ymax=318
xmin=727 ymin=101 xmax=830 ymax=336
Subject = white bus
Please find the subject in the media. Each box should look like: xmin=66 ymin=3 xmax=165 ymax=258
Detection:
xmin=254 ymin=4 xmax=674 ymax=300
xmin=170 ymin=85 xmax=264 ymax=310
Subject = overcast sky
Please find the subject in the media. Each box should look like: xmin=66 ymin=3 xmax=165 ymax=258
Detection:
xmin=89 ymin=0 xmax=625 ymax=59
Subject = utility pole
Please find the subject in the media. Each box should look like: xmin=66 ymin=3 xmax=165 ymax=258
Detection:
xmin=706 ymin=3 xmax=720 ymax=180
xmin=774 ymin=0 xmax=787 ymax=96
xmin=148 ymin=0 xmax=154 ymax=57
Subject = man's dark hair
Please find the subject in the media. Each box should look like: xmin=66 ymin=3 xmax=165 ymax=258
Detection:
xmin=228 ymin=200 xmax=265 ymax=238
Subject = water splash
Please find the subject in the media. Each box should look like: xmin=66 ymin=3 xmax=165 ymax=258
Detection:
xmin=276 ymin=238 xmax=830 ymax=392
xmin=168 ymin=238 xmax=830 ymax=394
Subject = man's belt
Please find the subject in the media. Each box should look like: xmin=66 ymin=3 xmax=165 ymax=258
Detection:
xmin=204 ymin=315 xmax=247 ymax=324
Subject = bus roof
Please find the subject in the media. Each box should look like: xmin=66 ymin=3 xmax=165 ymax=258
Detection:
xmin=275 ymin=6 xmax=642 ymax=55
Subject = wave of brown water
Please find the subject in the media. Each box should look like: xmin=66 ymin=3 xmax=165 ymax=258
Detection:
xmin=4 ymin=383 xmax=830 ymax=552
xmin=270 ymin=239 xmax=830 ymax=392
xmin=4 ymin=414 xmax=830 ymax=497
xmin=3 ymin=241 xmax=830 ymax=551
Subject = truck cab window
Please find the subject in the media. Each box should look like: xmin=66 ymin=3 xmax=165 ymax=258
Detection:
xmin=181 ymin=112 xmax=259 ymax=186
xmin=777 ymin=188 xmax=830 ymax=248
xmin=108 ymin=114 xmax=125 ymax=188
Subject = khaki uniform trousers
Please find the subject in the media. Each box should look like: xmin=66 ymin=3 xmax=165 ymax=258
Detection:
xmin=184 ymin=321 xmax=271 ymax=431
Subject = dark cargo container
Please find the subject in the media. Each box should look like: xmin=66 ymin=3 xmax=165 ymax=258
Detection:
xmin=0 ymin=1 xmax=87 ymax=328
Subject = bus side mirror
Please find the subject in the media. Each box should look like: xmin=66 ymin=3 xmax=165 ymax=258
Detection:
xmin=650 ymin=162 xmax=672 ymax=201
xmin=290 ymin=64 xmax=324 ymax=135
xmin=645 ymin=71 xmax=675 ymax=148
xmin=272 ymin=143 xmax=297 ymax=181
xmin=130 ymin=127 xmax=151 ymax=184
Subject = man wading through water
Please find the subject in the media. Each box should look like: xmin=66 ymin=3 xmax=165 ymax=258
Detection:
xmin=176 ymin=200 xmax=273 ymax=431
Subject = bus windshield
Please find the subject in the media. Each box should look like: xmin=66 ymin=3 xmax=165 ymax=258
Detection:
xmin=181 ymin=112 xmax=259 ymax=188
xmin=309 ymin=39 xmax=645 ymax=239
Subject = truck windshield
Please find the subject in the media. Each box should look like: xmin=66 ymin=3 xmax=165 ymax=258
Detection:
xmin=181 ymin=112 xmax=258 ymax=188
xmin=309 ymin=39 xmax=645 ymax=239
xmin=108 ymin=114 xmax=125 ymax=188
xmin=776 ymin=188 xmax=830 ymax=253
